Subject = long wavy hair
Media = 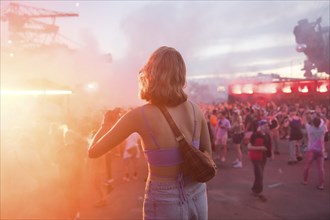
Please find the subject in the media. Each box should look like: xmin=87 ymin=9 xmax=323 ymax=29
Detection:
xmin=138 ymin=46 xmax=187 ymax=106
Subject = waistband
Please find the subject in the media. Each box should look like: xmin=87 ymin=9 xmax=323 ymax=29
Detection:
xmin=147 ymin=173 xmax=187 ymax=203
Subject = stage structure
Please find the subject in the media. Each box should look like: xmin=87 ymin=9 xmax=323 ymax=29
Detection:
xmin=228 ymin=78 xmax=329 ymax=105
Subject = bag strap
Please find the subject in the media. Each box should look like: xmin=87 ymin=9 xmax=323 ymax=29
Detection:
xmin=158 ymin=105 xmax=188 ymax=146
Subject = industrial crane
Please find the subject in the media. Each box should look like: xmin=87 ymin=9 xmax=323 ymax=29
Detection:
xmin=1 ymin=2 xmax=79 ymax=48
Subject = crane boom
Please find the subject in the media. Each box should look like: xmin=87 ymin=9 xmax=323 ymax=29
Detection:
xmin=1 ymin=2 xmax=78 ymax=19
xmin=1 ymin=2 xmax=79 ymax=48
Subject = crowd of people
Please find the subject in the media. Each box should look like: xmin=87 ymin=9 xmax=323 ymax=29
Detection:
xmin=201 ymin=100 xmax=329 ymax=201
xmin=2 ymin=46 xmax=329 ymax=220
xmin=202 ymin=100 xmax=329 ymax=163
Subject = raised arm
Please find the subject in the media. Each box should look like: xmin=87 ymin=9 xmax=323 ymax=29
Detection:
xmin=88 ymin=108 xmax=140 ymax=158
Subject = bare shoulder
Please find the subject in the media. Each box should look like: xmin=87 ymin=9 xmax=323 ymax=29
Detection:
xmin=132 ymin=103 xmax=159 ymax=116
xmin=121 ymin=105 xmax=146 ymax=121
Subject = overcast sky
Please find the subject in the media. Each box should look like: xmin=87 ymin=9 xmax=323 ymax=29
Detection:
xmin=1 ymin=1 xmax=329 ymax=79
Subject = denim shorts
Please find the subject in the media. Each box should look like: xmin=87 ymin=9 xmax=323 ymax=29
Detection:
xmin=143 ymin=177 xmax=208 ymax=220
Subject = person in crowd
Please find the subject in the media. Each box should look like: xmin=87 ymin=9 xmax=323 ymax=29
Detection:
xmin=268 ymin=111 xmax=280 ymax=158
xmin=307 ymin=109 xmax=329 ymax=160
xmin=288 ymin=109 xmax=304 ymax=165
xmin=300 ymin=115 xmax=309 ymax=154
xmin=49 ymin=122 xmax=66 ymax=166
xmin=122 ymin=132 xmax=141 ymax=181
xmin=210 ymin=109 xmax=218 ymax=130
xmin=102 ymin=108 xmax=123 ymax=191
xmin=243 ymin=107 xmax=255 ymax=147
xmin=324 ymin=116 xmax=329 ymax=160
xmin=205 ymin=112 xmax=216 ymax=154
xmin=55 ymin=124 xmax=87 ymax=219
xmin=302 ymin=116 xmax=327 ymax=190
xmin=86 ymin=129 xmax=108 ymax=208
xmin=209 ymin=109 xmax=218 ymax=154
xmin=214 ymin=111 xmax=231 ymax=162
xmin=231 ymin=110 xmax=245 ymax=168
xmin=248 ymin=120 xmax=272 ymax=202
xmin=279 ymin=116 xmax=290 ymax=140
xmin=88 ymin=46 xmax=212 ymax=220
xmin=258 ymin=108 xmax=267 ymax=121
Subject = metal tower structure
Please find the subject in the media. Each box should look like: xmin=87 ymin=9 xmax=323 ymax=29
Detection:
xmin=1 ymin=2 xmax=79 ymax=48
xmin=293 ymin=17 xmax=330 ymax=77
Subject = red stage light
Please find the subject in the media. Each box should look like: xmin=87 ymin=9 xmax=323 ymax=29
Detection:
xmin=231 ymin=85 xmax=242 ymax=94
xmin=282 ymin=85 xmax=292 ymax=93
xmin=317 ymin=84 xmax=328 ymax=93
xmin=257 ymin=83 xmax=277 ymax=94
xmin=242 ymin=84 xmax=253 ymax=94
xmin=298 ymin=85 xmax=309 ymax=93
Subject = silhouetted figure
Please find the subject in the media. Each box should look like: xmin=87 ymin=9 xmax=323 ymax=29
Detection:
xmin=56 ymin=124 xmax=87 ymax=219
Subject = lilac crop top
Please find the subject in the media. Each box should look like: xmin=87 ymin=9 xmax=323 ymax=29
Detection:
xmin=142 ymin=102 xmax=200 ymax=167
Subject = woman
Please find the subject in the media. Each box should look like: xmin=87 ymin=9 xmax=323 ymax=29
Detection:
xmin=88 ymin=46 xmax=211 ymax=219
xmin=268 ymin=111 xmax=280 ymax=158
xmin=288 ymin=109 xmax=304 ymax=165
xmin=302 ymin=116 xmax=327 ymax=190
xmin=214 ymin=111 xmax=231 ymax=162
xmin=231 ymin=110 xmax=244 ymax=168
xmin=248 ymin=120 xmax=272 ymax=202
